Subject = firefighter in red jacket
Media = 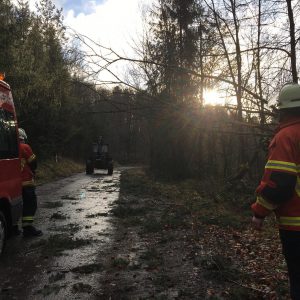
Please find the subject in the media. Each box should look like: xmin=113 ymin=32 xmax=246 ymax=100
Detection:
xmin=19 ymin=128 xmax=42 ymax=237
xmin=251 ymin=83 xmax=300 ymax=299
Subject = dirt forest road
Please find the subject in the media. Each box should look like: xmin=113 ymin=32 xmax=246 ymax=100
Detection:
xmin=0 ymin=167 xmax=207 ymax=300
xmin=0 ymin=167 xmax=289 ymax=300
xmin=0 ymin=167 xmax=125 ymax=299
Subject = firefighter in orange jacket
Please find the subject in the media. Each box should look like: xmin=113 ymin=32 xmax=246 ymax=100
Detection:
xmin=251 ymin=83 xmax=300 ymax=299
xmin=19 ymin=128 xmax=42 ymax=237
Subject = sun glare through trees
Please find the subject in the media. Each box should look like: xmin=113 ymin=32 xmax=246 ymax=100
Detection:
xmin=203 ymin=90 xmax=224 ymax=106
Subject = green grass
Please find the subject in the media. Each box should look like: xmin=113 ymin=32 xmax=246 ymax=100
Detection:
xmin=200 ymin=213 xmax=245 ymax=229
xmin=36 ymin=158 xmax=84 ymax=184
xmin=71 ymin=263 xmax=103 ymax=274
xmin=161 ymin=210 xmax=189 ymax=229
xmin=48 ymin=272 xmax=66 ymax=283
xmin=111 ymin=257 xmax=130 ymax=268
xmin=114 ymin=168 xmax=286 ymax=299
xmin=36 ymin=284 xmax=65 ymax=296
xmin=123 ymin=216 xmax=142 ymax=226
xmin=200 ymin=254 xmax=245 ymax=283
xmin=120 ymin=169 xmax=161 ymax=197
xmin=142 ymin=217 xmax=163 ymax=233
xmin=111 ymin=205 xmax=147 ymax=218
xmin=227 ymin=286 xmax=259 ymax=300
xmin=140 ymin=248 xmax=160 ymax=260
xmin=72 ymin=283 xmax=92 ymax=293
xmin=38 ymin=235 xmax=91 ymax=256
xmin=152 ymin=273 xmax=173 ymax=287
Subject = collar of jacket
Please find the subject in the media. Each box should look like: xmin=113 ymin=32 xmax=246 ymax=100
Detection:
xmin=276 ymin=116 xmax=300 ymax=132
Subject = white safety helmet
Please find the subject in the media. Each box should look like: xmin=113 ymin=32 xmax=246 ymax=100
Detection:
xmin=278 ymin=83 xmax=300 ymax=109
xmin=18 ymin=128 xmax=27 ymax=140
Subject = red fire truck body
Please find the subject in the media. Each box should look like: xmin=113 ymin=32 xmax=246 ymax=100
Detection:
xmin=0 ymin=77 xmax=22 ymax=253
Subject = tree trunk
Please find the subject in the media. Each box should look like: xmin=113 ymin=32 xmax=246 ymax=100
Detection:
xmin=286 ymin=0 xmax=298 ymax=83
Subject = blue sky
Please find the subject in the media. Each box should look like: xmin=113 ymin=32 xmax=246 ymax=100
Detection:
xmin=59 ymin=0 xmax=106 ymax=16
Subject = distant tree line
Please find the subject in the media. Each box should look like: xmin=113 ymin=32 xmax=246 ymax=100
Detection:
xmin=1 ymin=0 xmax=299 ymax=181
xmin=0 ymin=0 xmax=148 ymax=163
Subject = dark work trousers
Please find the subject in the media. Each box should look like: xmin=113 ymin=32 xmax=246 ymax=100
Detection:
xmin=279 ymin=230 xmax=300 ymax=300
xmin=22 ymin=186 xmax=37 ymax=227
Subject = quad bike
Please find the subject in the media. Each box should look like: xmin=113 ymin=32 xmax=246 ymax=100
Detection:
xmin=86 ymin=138 xmax=113 ymax=175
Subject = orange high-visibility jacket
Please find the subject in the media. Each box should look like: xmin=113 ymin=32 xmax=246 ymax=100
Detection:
xmin=252 ymin=117 xmax=300 ymax=231
xmin=20 ymin=143 xmax=36 ymax=187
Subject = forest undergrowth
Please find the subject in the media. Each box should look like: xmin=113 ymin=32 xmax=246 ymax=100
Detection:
xmin=118 ymin=168 xmax=289 ymax=299
xmin=35 ymin=158 xmax=84 ymax=185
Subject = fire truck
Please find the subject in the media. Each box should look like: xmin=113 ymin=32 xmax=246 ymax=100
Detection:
xmin=0 ymin=73 xmax=22 ymax=254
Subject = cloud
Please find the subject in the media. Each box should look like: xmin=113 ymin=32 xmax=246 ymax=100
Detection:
xmin=12 ymin=0 xmax=152 ymax=54
xmin=63 ymin=0 xmax=153 ymax=83
xmin=65 ymin=0 xmax=150 ymax=54
xmin=12 ymin=0 xmax=153 ymax=83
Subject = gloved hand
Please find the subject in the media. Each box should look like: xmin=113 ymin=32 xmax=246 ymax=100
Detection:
xmin=252 ymin=215 xmax=264 ymax=230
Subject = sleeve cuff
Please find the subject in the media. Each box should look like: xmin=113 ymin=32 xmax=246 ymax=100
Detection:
xmin=251 ymin=202 xmax=272 ymax=218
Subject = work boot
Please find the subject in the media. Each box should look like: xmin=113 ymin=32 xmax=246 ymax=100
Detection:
xmin=23 ymin=225 xmax=43 ymax=237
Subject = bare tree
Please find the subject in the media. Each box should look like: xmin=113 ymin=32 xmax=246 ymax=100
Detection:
xmin=286 ymin=0 xmax=298 ymax=82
